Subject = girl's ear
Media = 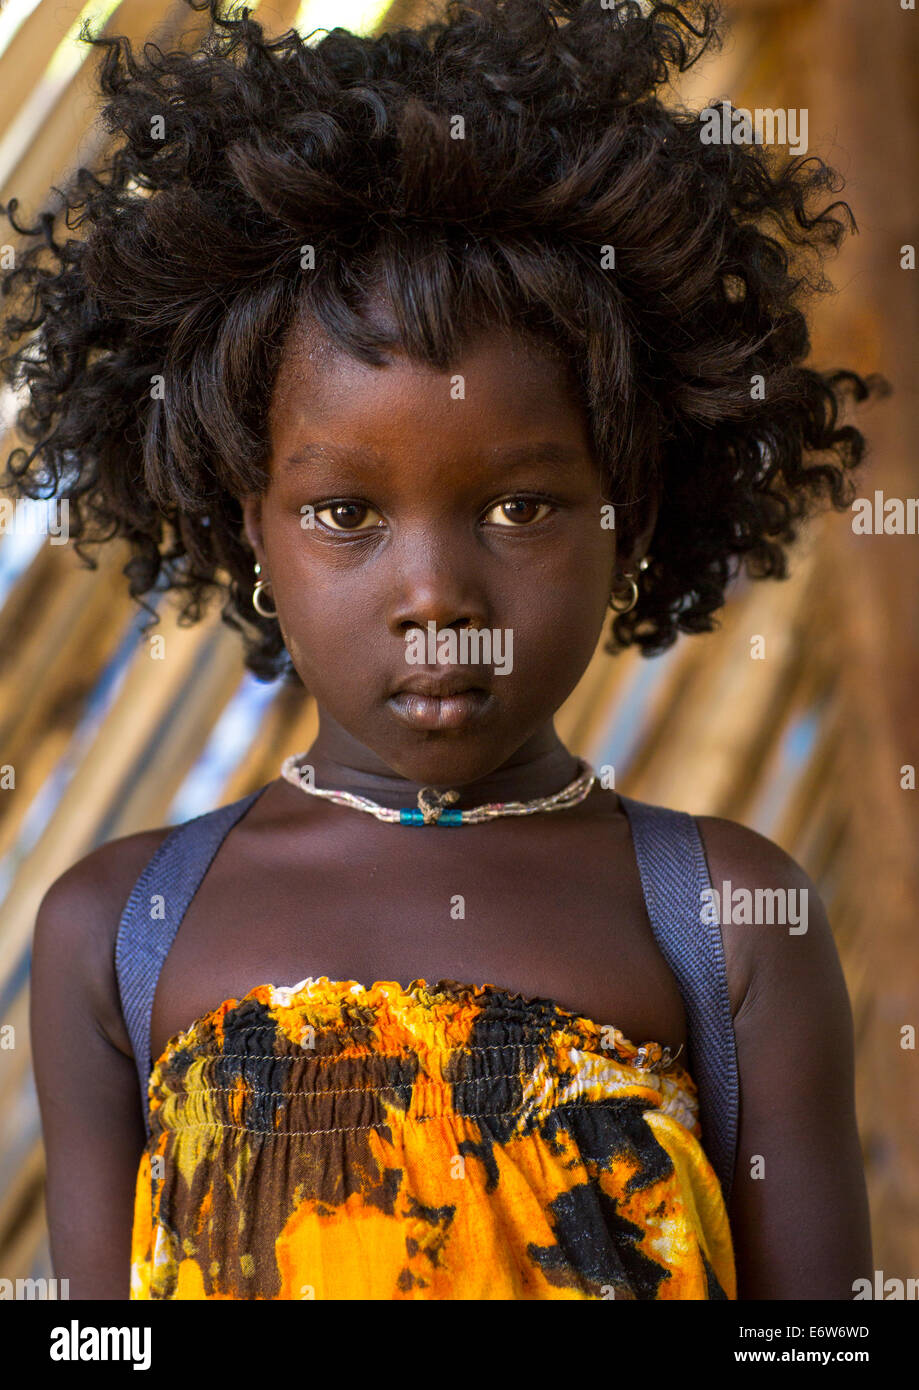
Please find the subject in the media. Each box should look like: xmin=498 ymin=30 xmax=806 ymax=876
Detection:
xmin=617 ymin=495 xmax=659 ymax=572
xmin=241 ymin=494 xmax=265 ymax=565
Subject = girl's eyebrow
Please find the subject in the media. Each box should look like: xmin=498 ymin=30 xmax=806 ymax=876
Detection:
xmin=282 ymin=444 xmax=371 ymax=474
xmin=282 ymin=441 xmax=586 ymax=475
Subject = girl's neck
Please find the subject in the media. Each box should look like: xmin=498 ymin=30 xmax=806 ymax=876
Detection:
xmin=300 ymin=715 xmax=583 ymax=811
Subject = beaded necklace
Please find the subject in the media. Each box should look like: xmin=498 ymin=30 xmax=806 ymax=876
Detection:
xmin=280 ymin=753 xmax=597 ymax=825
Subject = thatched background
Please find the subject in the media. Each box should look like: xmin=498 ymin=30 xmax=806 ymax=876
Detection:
xmin=1 ymin=0 xmax=916 ymax=1287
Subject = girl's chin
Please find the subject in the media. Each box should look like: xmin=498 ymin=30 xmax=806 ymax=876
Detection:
xmin=363 ymin=728 xmax=528 ymax=793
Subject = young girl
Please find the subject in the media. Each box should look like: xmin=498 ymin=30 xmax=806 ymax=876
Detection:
xmin=3 ymin=0 xmax=881 ymax=1300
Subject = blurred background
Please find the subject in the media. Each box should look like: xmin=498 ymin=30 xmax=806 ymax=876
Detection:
xmin=0 ymin=0 xmax=916 ymax=1288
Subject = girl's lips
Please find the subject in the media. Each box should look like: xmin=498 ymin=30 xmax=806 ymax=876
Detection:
xmin=386 ymin=689 xmax=492 ymax=731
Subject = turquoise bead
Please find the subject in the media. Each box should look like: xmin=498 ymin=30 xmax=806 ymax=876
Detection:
xmin=399 ymin=807 xmax=463 ymax=825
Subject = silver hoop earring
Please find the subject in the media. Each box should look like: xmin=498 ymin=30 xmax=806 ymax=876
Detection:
xmin=608 ymin=555 xmax=650 ymax=614
xmin=252 ymin=561 xmax=278 ymax=619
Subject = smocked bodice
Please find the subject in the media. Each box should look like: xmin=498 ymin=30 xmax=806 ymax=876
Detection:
xmin=130 ymin=976 xmax=736 ymax=1299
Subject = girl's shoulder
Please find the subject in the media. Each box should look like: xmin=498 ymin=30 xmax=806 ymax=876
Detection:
xmin=36 ymin=783 xmax=273 ymax=1058
xmin=34 ymin=825 xmax=174 ymax=1060
xmin=693 ymin=813 xmax=837 ymax=1024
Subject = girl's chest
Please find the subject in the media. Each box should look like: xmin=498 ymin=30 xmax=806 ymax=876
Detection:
xmin=148 ymin=792 xmax=689 ymax=1064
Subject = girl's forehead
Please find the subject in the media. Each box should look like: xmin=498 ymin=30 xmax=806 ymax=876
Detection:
xmin=274 ymin=313 xmax=573 ymax=405
xmin=269 ymin=323 xmax=588 ymax=456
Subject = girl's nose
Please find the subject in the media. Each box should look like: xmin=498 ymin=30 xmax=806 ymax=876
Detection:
xmin=386 ymin=553 xmax=491 ymax=638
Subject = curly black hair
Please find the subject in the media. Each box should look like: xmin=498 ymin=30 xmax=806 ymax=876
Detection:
xmin=0 ymin=0 xmax=890 ymax=685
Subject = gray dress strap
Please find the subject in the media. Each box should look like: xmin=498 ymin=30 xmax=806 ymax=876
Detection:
xmin=617 ymin=793 xmax=739 ymax=1206
xmin=114 ymin=784 xmax=271 ymax=1138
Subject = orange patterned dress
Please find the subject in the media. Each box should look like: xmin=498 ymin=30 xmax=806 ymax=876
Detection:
xmin=130 ymin=976 xmax=736 ymax=1299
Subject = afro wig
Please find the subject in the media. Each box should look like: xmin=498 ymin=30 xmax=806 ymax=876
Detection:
xmin=0 ymin=0 xmax=890 ymax=684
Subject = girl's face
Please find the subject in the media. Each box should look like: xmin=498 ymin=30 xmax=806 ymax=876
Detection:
xmin=243 ymin=316 xmax=623 ymax=790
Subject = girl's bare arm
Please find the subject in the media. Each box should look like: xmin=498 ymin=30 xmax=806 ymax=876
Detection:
xmin=698 ymin=817 xmax=873 ymax=1300
xmin=29 ymin=835 xmax=167 ymax=1299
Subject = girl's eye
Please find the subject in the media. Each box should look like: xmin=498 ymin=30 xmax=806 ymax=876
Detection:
xmin=483 ymin=497 xmax=553 ymax=527
xmin=314 ymin=501 xmax=384 ymax=532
